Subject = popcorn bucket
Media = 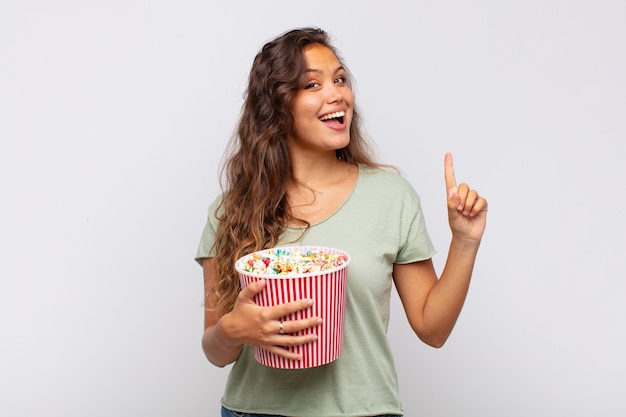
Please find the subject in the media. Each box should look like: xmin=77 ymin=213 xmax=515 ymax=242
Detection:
xmin=235 ymin=246 xmax=350 ymax=369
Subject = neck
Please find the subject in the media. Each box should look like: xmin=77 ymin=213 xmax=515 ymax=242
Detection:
xmin=290 ymin=153 xmax=352 ymax=189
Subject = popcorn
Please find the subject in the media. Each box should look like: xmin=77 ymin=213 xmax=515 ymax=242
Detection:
xmin=237 ymin=247 xmax=349 ymax=276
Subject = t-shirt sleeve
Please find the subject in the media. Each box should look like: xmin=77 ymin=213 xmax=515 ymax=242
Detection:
xmin=394 ymin=179 xmax=437 ymax=264
xmin=194 ymin=195 xmax=223 ymax=265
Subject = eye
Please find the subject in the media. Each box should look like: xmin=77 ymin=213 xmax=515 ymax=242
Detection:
xmin=334 ymin=76 xmax=347 ymax=84
xmin=304 ymin=81 xmax=320 ymax=89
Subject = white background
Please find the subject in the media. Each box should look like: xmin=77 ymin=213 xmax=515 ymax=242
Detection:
xmin=1 ymin=1 xmax=625 ymax=416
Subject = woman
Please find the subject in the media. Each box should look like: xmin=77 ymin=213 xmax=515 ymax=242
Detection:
xmin=196 ymin=27 xmax=487 ymax=417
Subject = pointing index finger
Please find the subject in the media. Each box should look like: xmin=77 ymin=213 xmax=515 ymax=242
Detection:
xmin=444 ymin=152 xmax=457 ymax=192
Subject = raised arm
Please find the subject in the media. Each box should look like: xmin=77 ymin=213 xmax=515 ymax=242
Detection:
xmin=393 ymin=153 xmax=488 ymax=347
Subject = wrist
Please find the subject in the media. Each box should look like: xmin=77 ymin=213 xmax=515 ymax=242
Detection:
xmin=450 ymin=235 xmax=481 ymax=252
xmin=214 ymin=312 xmax=244 ymax=349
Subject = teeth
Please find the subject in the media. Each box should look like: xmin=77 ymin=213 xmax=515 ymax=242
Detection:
xmin=319 ymin=111 xmax=346 ymax=121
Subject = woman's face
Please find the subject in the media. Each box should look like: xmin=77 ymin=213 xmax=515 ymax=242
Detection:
xmin=288 ymin=44 xmax=354 ymax=156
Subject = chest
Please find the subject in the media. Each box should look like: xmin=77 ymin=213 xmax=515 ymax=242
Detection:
xmin=287 ymin=168 xmax=358 ymax=225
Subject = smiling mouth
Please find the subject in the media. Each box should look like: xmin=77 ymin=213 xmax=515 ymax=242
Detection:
xmin=319 ymin=111 xmax=346 ymax=125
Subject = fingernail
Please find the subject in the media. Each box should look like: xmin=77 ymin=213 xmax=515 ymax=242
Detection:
xmin=316 ymin=318 xmax=323 ymax=325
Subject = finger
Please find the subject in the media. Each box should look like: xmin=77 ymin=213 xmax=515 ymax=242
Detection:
xmin=456 ymin=183 xmax=470 ymax=205
xmin=278 ymin=316 xmax=322 ymax=335
xmin=469 ymin=196 xmax=488 ymax=217
xmin=463 ymin=190 xmax=481 ymax=216
xmin=455 ymin=183 xmax=473 ymax=211
xmin=276 ymin=332 xmax=319 ymax=347
xmin=271 ymin=298 xmax=315 ymax=320
xmin=263 ymin=342 xmax=310 ymax=361
xmin=444 ymin=152 xmax=457 ymax=195
xmin=238 ymin=279 xmax=266 ymax=302
xmin=264 ymin=345 xmax=304 ymax=361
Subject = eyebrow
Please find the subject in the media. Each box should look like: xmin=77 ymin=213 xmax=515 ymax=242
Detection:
xmin=304 ymin=66 xmax=345 ymax=74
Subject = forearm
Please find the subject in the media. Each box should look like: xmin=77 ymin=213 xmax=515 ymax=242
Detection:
xmin=422 ymin=237 xmax=481 ymax=346
xmin=201 ymin=314 xmax=243 ymax=367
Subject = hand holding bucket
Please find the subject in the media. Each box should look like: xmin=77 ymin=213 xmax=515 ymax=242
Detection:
xmin=236 ymin=246 xmax=350 ymax=369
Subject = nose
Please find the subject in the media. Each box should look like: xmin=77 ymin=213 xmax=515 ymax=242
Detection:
xmin=326 ymin=84 xmax=344 ymax=104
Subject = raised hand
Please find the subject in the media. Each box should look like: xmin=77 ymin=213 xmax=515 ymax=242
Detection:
xmin=444 ymin=153 xmax=488 ymax=242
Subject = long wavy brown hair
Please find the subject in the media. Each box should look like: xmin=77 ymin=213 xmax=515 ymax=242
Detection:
xmin=208 ymin=27 xmax=382 ymax=313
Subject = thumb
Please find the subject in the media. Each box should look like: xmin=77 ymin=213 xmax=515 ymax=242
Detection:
xmin=447 ymin=186 xmax=460 ymax=209
xmin=239 ymin=279 xmax=266 ymax=301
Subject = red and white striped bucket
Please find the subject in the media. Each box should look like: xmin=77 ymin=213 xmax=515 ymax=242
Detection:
xmin=236 ymin=246 xmax=349 ymax=369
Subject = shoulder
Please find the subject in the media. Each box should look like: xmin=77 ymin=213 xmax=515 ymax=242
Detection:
xmin=358 ymin=165 xmax=418 ymax=197
xmin=204 ymin=193 xmax=225 ymax=224
xmin=208 ymin=193 xmax=224 ymax=211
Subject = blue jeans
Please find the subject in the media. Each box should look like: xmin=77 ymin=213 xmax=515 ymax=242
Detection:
xmin=221 ymin=405 xmax=402 ymax=417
